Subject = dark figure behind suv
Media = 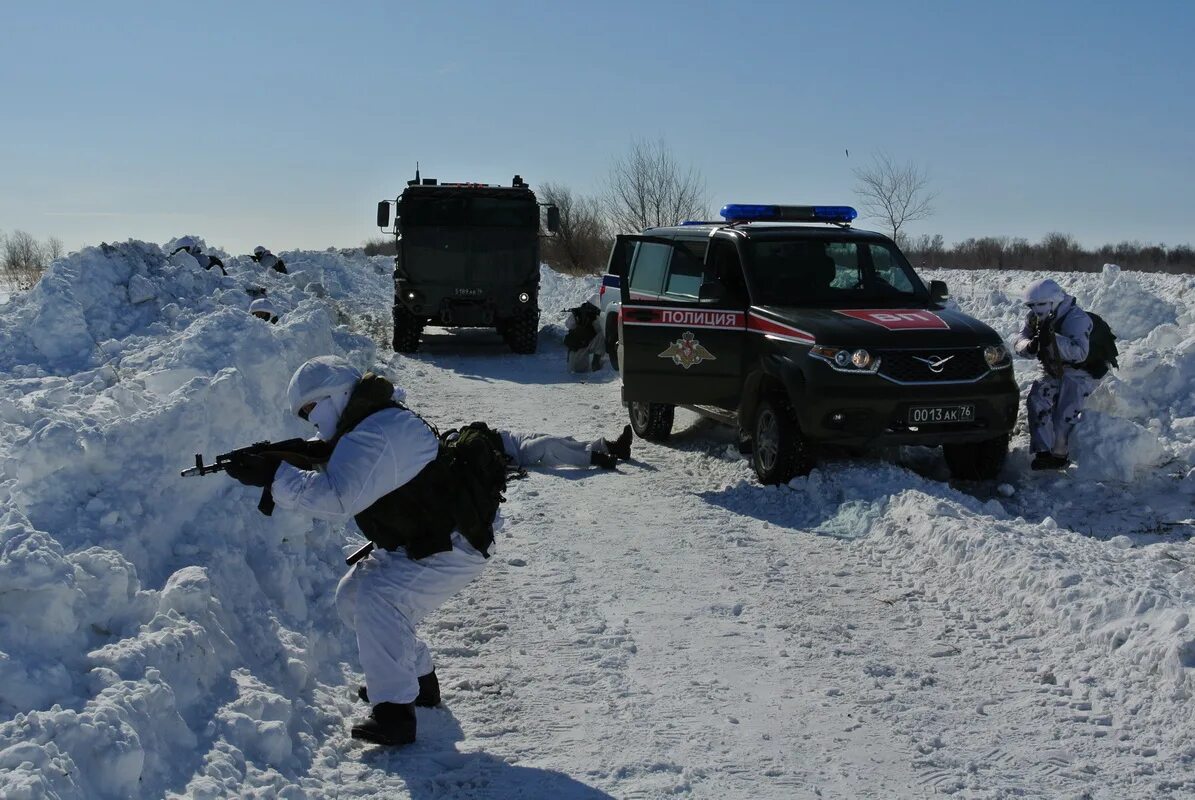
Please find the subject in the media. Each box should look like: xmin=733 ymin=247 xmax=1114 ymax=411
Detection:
xmin=613 ymin=204 xmax=1019 ymax=484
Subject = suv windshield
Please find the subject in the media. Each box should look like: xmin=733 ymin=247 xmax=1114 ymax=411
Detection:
xmin=746 ymin=238 xmax=926 ymax=307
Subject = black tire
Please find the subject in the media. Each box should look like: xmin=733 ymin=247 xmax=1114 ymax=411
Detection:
xmin=393 ymin=305 xmax=422 ymax=353
xmin=503 ymin=309 xmax=539 ymax=354
xmin=751 ymin=394 xmax=815 ymax=484
xmin=629 ymin=401 xmax=674 ymax=441
xmin=605 ymin=313 xmax=620 ymax=372
xmin=943 ymin=434 xmax=1009 ymax=481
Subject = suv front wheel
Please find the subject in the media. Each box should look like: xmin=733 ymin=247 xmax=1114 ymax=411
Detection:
xmin=942 ymin=434 xmax=1008 ymax=480
xmin=629 ymin=401 xmax=674 ymax=441
xmin=752 ymin=395 xmax=815 ymax=484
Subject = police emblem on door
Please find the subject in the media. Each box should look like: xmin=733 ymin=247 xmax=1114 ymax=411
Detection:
xmin=659 ymin=331 xmax=716 ymax=369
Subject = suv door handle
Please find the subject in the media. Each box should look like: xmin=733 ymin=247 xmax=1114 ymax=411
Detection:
xmin=626 ymin=309 xmax=654 ymax=321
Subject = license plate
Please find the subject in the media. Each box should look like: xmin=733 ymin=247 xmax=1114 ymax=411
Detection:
xmin=908 ymin=404 xmax=975 ymax=424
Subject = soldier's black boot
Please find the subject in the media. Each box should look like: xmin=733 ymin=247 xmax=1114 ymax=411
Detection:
xmin=357 ymin=670 xmax=441 ymax=707
xmin=351 ymin=702 xmax=416 ymax=746
xmin=415 ymin=670 xmax=441 ymax=707
xmin=604 ymin=425 xmax=633 ymax=460
xmin=590 ymin=450 xmax=618 ymax=469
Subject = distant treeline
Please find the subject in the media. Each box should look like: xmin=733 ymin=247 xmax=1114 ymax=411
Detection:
xmin=366 ymin=231 xmax=1195 ymax=276
xmin=903 ymin=232 xmax=1195 ymax=274
xmin=362 ymin=237 xmax=397 ymax=257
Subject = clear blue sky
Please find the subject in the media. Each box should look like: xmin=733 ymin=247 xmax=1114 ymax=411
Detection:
xmin=2 ymin=0 xmax=1192 ymax=254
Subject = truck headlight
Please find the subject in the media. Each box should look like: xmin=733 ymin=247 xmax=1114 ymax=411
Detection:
xmin=518 ymin=292 xmax=530 ymax=303
xmin=984 ymin=345 xmax=1009 ymax=368
xmin=851 ymin=349 xmax=872 ymax=369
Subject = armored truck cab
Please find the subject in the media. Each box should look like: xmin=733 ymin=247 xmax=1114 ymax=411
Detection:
xmin=377 ymin=173 xmax=558 ymax=353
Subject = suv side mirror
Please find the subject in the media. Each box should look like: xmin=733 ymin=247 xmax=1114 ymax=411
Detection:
xmin=698 ymin=281 xmax=727 ymax=302
xmin=546 ymin=205 xmax=561 ymax=234
xmin=376 ymin=201 xmax=391 ymax=229
xmin=929 ymin=280 xmax=949 ymax=307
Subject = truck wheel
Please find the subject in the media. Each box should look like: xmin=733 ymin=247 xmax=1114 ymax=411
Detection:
xmin=393 ymin=306 xmax=422 ymax=353
xmin=605 ymin=314 xmax=620 ymax=372
xmin=943 ymin=434 xmax=1008 ymax=480
xmin=751 ymin=394 xmax=815 ymax=484
xmin=504 ymin=309 xmax=539 ymax=354
xmin=629 ymin=401 xmax=674 ymax=441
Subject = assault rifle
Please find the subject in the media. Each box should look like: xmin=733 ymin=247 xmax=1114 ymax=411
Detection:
xmin=181 ymin=438 xmax=331 ymax=515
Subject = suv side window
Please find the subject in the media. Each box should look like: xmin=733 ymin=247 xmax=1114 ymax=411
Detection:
xmin=662 ymin=240 xmax=708 ymax=299
xmin=628 ymin=242 xmax=671 ymax=297
xmin=707 ymin=239 xmax=749 ymax=306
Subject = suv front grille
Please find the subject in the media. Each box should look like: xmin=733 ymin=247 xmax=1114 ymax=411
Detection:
xmin=877 ymin=348 xmax=989 ymax=383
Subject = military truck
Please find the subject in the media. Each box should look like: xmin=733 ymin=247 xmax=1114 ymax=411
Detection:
xmin=376 ymin=172 xmax=559 ymax=353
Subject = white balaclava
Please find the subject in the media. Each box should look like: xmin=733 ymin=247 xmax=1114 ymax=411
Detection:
xmin=1023 ymin=278 xmax=1065 ymax=321
xmin=253 ymin=245 xmax=267 ymax=257
xmin=286 ymin=356 xmax=361 ymax=441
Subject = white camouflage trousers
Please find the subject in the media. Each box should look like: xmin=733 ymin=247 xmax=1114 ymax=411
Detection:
xmin=335 ymin=532 xmax=488 ymax=705
xmin=1026 ymin=368 xmax=1100 ymax=457
xmin=511 ymin=433 xmax=604 ymax=468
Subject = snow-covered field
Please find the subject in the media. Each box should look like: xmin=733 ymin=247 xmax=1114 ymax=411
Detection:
xmin=0 ymin=242 xmax=1192 ymax=799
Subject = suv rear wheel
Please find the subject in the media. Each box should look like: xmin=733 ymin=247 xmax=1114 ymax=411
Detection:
xmin=502 ymin=309 xmax=539 ymax=354
xmin=752 ymin=394 xmax=815 ymax=484
xmin=629 ymin=401 xmax=674 ymax=441
xmin=942 ymin=434 xmax=1008 ymax=480
xmin=393 ymin=306 xmax=423 ymax=353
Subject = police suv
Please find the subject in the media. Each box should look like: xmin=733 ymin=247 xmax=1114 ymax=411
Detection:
xmin=614 ymin=204 xmax=1019 ymax=484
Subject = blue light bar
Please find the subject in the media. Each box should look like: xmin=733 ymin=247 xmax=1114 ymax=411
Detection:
xmin=719 ymin=204 xmax=858 ymax=224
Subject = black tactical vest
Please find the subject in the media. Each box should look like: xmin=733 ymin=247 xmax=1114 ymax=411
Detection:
xmin=331 ymin=373 xmax=457 ymax=559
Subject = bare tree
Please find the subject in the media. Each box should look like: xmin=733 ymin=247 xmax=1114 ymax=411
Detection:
xmin=44 ymin=236 xmax=64 ymax=261
xmin=1 ymin=230 xmax=47 ymax=290
xmin=603 ymin=139 xmax=710 ymax=233
xmin=539 ymin=182 xmax=611 ymax=275
xmin=853 ymin=152 xmax=937 ymax=242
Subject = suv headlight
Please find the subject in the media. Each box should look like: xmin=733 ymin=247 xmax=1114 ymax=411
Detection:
xmin=984 ymin=345 xmax=1010 ymax=368
xmin=811 ymin=345 xmax=881 ymax=374
xmin=518 ymin=291 xmax=531 ymax=303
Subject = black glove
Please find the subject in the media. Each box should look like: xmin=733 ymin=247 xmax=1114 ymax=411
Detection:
xmin=1022 ymin=336 xmax=1039 ymax=356
xmin=225 ymin=453 xmax=280 ymax=487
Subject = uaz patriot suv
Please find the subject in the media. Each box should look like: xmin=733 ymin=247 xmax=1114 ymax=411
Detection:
xmin=614 ymin=204 xmax=1019 ymax=484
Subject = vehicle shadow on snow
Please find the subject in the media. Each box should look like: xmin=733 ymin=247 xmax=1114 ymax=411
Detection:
xmin=410 ymin=328 xmax=620 ymax=388
xmin=359 ymin=708 xmax=614 ymax=799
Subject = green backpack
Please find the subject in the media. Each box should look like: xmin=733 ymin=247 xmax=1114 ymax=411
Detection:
xmin=1079 ymin=312 xmax=1119 ymax=379
xmin=438 ymin=422 xmax=520 ymax=557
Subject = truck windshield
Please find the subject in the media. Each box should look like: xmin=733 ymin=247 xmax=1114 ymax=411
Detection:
xmin=746 ymin=238 xmax=926 ymax=307
xmin=401 ymin=196 xmax=539 ymax=229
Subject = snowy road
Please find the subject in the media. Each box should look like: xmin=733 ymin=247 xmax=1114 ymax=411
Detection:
xmin=295 ymin=330 xmax=1191 ymax=798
